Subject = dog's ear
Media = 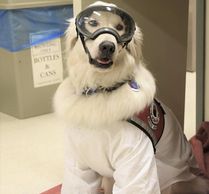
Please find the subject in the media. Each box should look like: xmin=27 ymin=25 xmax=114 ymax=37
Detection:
xmin=127 ymin=25 xmax=143 ymax=64
xmin=65 ymin=18 xmax=78 ymax=51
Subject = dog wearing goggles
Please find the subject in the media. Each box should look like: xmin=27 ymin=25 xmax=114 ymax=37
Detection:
xmin=54 ymin=1 xmax=209 ymax=194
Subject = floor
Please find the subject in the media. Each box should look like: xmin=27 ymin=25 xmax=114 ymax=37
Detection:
xmin=0 ymin=72 xmax=196 ymax=194
xmin=0 ymin=114 xmax=65 ymax=194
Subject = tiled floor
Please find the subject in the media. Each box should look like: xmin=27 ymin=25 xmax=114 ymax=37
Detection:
xmin=0 ymin=72 xmax=196 ymax=194
xmin=0 ymin=113 xmax=65 ymax=194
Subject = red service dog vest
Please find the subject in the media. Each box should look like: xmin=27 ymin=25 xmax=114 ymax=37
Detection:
xmin=128 ymin=99 xmax=165 ymax=153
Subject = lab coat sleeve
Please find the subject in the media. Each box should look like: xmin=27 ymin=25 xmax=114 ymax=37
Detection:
xmin=61 ymin=158 xmax=102 ymax=194
xmin=112 ymin=132 xmax=161 ymax=194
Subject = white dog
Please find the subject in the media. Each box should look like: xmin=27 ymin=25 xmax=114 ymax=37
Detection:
xmin=54 ymin=1 xmax=209 ymax=194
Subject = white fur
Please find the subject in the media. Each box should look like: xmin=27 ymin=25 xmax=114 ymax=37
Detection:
xmin=54 ymin=64 xmax=155 ymax=127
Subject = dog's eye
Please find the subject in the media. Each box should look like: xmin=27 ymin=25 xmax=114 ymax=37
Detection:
xmin=88 ymin=20 xmax=98 ymax=27
xmin=115 ymin=24 xmax=124 ymax=31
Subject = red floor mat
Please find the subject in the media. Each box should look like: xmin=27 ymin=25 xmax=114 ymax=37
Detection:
xmin=40 ymin=184 xmax=61 ymax=194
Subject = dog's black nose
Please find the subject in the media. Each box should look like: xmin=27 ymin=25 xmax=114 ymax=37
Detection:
xmin=99 ymin=41 xmax=115 ymax=57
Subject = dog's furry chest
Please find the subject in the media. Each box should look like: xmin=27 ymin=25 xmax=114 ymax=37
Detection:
xmin=54 ymin=65 xmax=156 ymax=128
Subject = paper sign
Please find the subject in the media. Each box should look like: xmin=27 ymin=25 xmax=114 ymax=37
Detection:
xmin=30 ymin=32 xmax=63 ymax=88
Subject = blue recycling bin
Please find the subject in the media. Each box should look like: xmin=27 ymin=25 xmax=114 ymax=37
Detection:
xmin=0 ymin=5 xmax=73 ymax=51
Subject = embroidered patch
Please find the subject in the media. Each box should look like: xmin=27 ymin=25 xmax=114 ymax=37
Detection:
xmin=147 ymin=102 xmax=160 ymax=130
xmin=128 ymin=80 xmax=140 ymax=92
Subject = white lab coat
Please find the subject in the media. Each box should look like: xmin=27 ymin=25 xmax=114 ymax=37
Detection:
xmin=61 ymin=102 xmax=196 ymax=194
xmin=61 ymin=121 xmax=161 ymax=194
xmin=155 ymin=103 xmax=196 ymax=191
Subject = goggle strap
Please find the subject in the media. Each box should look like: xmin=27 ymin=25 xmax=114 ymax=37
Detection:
xmin=78 ymin=32 xmax=87 ymax=53
xmin=77 ymin=30 xmax=95 ymax=65
xmin=122 ymin=39 xmax=131 ymax=50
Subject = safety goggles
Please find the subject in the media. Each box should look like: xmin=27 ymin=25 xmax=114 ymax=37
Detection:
xmin=75 ymin=5 xmax=136 ymax=44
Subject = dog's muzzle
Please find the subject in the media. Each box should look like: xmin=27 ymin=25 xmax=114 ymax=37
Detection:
xmin=75 ymin=5 xmax=136 ymax=68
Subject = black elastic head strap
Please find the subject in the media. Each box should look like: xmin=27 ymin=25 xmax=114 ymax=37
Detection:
xmin=76 ymin=28 xmax=94 ymax=64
